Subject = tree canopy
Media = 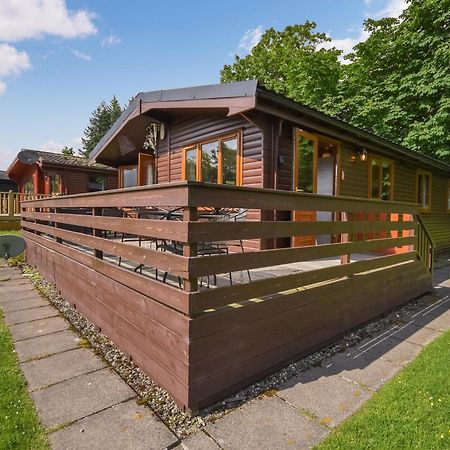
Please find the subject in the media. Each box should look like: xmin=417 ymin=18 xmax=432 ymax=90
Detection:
xmin=221 ymin=22 xmax=342 ymax=111
xmin=221 ymin=0 xmax=450 ymax=162
xmin=80 ymin=96 xmax=123 ymax=158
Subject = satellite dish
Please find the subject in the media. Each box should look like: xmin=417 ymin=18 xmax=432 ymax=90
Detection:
xmin=0 ymin=235 xmax=26 ymax=258
xmin=18 ymin=150 xmax=40 ymax=165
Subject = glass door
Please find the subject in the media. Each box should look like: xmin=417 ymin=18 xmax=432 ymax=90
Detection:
xmin=292 ymin=130 xmax=318 ymax=247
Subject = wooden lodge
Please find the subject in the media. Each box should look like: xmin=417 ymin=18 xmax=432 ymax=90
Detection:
xmin=20 ymin=80 xmax=446 ymax=413
xmin=7 ymin=149 xmax=117 ymax=196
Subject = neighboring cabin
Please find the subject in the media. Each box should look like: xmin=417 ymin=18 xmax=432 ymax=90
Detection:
xmin=7 ymin=149 xmax=117 ymax=196
xmin=89 ymin=80 xmax=450 ymax=256
xmin=0 ymin=170 xmax=18 ymax=192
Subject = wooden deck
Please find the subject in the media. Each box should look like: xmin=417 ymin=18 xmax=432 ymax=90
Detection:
xmin=20 ymin=182 xmax=434 ymax=412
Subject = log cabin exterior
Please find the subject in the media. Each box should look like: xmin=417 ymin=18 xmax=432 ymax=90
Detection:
xmin=19 ymin=80 xmax=443 ymax=413
xmin=90 ymin=80 xmax=450 ymax=256
xmin=7 ymin=149 xmax=117 ymax=196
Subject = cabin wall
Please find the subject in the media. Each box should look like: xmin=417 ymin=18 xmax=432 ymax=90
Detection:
xmin=62 ymin=169 xmax=117 ymax=195
xmin=156 ymin=114 xmax=263 ymax=188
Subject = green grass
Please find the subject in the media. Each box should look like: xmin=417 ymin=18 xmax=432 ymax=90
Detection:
xmin=316 ymin=330 xmax=450 ymax=450
xmin=0 ymin=309 xmax=48 ymax=450
xmin=0 ymin=230 xmax=21 ymax=236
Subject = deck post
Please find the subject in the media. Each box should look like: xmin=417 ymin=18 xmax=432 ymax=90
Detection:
xmin=92 ymin=207 xmax=104 ymax=259
xmin=340 ymin=211 xmax=350 ymax=264
xmin=183 ymin=206 xmax=198 ymax=292
xmin=7 ymin=191 xmax=14 ymax=218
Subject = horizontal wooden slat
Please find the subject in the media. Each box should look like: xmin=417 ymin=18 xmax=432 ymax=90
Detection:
xmin=189 ymin=252 xmax=417 ymax=313
xmin=21 ymin=182 xmax=189 ymax=208
xmin=189 ymin=236 xmax=416 ymax=277
xmin=23 ymin=230 xmax=190 ymax=314
xmin=186 ymin=183 xmax=419 ymax=214
xmin=22 ymin=221 xmax=189 ymax=277
xmin=22 ymin=211 xmax=188 ymax=242
xmin=21 ymin=181 xmax=418 ymax=214
xmin=188 ymin=219 xmax=417 ymax=242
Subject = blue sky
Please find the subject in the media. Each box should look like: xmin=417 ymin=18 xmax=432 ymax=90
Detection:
xmin=0 ymin=0 xmax=406 ymax=170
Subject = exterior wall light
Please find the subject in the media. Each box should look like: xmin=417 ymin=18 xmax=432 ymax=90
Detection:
xmin=359 ymin=148 xmax=368 ymax=161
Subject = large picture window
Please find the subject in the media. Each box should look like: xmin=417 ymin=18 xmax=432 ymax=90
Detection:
xmin=49 ymin=174 xmax=61 ymax=194
xmin=369 ymin=156 xmax=394 ymax=200
xmin=182 ymin=132 xmax=242 ymax=185
xmin=119 ymin=165 xmax=138 ymax=188
xmin=417 ymin=170 xmax=431 ymax=211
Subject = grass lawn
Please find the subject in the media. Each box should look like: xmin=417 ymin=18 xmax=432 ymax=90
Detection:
xmin=0 ymin=308 xmax=48 ymax=449
xmin=316 ymin=330 xmax=450 ymax=449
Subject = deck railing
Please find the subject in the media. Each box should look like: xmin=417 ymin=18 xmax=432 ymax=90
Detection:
xmin=20 ymin=182 xmax=433 ymax=411
xmin=0 ymin=191 xmax=46 ymax=230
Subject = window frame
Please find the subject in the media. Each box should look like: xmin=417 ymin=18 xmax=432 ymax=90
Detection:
xmin=416 ymin=169 xmax=432 ymax=212
xmin=368 ymin=154 xmax=395 ymax=201
xmin=181 ymin=131 xmax=243 ymax=185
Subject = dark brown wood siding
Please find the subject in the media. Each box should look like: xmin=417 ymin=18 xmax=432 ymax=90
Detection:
xmin=156 ymin=114 xmax=263 ymax=188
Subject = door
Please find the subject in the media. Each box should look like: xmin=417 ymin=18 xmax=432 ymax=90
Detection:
xmin=292 ymin=129 xmax=339 ymax=247
xmin=292 ymin=130 xmax=318 ymax=247
xmin=316 ymin=145 xmax=337 ymax=244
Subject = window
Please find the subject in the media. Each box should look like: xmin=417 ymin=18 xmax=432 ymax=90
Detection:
xmin=119 ymin=165 xmax=138 ymax=188
xmin=49 ymin=174 xmax=61 ymax=194
xmin=89 ymin=176 xmax=106 ymax=192
xmin=182 ymin=132 xmax=241 ymax=185
xmin=24 ymin=178 xmax=34 ymax=194
xmin=369 ymin=156 xmax=394 ymax=200
xmin=295 ymin=133 xmax=315 ymax=193
xmin=417 ymin=170 xmax=431 ymax=211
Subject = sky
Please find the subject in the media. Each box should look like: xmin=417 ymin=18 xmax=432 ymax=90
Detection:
xmin=0 ymin=0 xmax=407 ymax=170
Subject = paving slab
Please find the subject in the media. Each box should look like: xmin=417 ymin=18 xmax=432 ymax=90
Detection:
xmin=15 ymin=329 xmax=80 ymax=362
xmin=50 ymin=399 xmax=177 ymax=450
xmin=358 ymin=336 xmax=423 ymax=365
xmin=2 ymin=278 xmax=30 ymax=287
xmin=3 ymin=304 xmax=59 ymax=325
xmin=409 ymin=309 xmax=450 ymax=332
xmin=277 ymin=367 xmax=371 ymax=428
xmin=178 ymin=431 xmax=220 ymax=449
xmin=1 ymin=296 xmax=49 ymax=312
xmin=205 ymin=396 xmax=328 ymax=449
xmin=0 ymin=284 xmax=35 ymax=294
xmin=389 ymin=321 xmax=442 ymax=346
xmin=322 ymin=351 xmax=401 ymax=391
xmin=10 ymin=316 xmax=69 ymax=341
xmin=0 ymin=290 xmax=43 ymax=304
xmin=21 ymin=348 xmax=106 ymax=391
xmin=32 ymin=368 xmax=135 ymax=428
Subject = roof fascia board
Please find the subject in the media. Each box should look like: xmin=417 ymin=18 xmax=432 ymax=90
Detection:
xmin=256 ymin=90 xmax=450 ymax=174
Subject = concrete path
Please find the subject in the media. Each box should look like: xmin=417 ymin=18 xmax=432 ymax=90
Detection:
xmin=0 ymin=262 xmax=178 ymax=450
xmin=1 ymin=261 xmax=449 ymax=450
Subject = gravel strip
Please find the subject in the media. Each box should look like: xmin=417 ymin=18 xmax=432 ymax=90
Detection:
xmin=12 ymin=262 xmax=443 ymax=438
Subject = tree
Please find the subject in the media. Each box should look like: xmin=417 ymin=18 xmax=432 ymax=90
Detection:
xmin=333 ymin=0 xmax=450 ymax=161
xmin=80 ymin=96 xmax=123 ymax=158
xmin=221 ymin=22 xmax=342 ymax=111
xmin=61 ymin=146 xmax=75 ymax=157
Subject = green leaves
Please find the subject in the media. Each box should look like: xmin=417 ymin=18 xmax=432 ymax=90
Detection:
xmin=221 ymin=21 xmax=342 ymax=111
xmin=221 ymin=0 xmax=450 ymax=162
xmin=80 ymin=96 xmax=124 ymax=158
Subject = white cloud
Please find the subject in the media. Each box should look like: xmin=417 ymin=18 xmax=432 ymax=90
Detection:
xmin=0 ymin=0 xmax=97 ymax=42
xmin=319 ymin=29 xmax=370 ymax=63
xmin=41 ymin=140 xmax=64 ymax=152
xmin=375 ymin=0 xmax=408 ymax=18
xmin=71 ymin=49 xmax=92 ymax=61
xmin=0 ymin=43 xmax=31 ymax=77
xmin=318 ymin=0 xmax=407 ymax=63
xmin=237 ymin=25 xmax=263 ymax=55
xmin=101 ymin=34 xmax=122 ymax=47
xmin=0 ymin=43 xmax=31 ymax=94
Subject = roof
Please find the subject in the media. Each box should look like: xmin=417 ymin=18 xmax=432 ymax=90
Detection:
xmin=89 ymin=80 xmax=450 ymax=174
xmin=14 ymin=149 xmax=116 ymax=171
xmin=0 ymin=170 xmax=14 ymax=181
